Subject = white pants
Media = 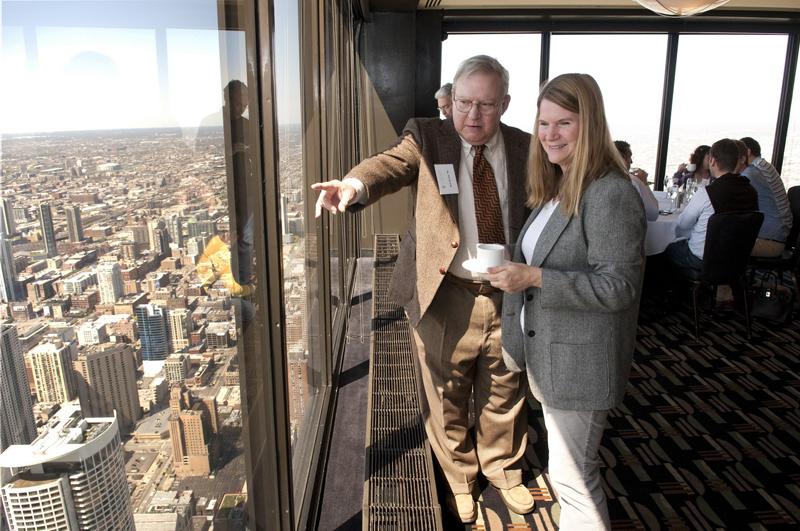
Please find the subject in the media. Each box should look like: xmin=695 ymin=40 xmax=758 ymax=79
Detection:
xmin=543 ymin=405 xmax=610 ymax=530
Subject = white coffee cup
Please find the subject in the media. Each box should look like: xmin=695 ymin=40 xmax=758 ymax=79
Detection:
xmin=686 ymin=163 xmax=697 ymax=172
xmin=476 ymin=243 xmax=505 ymax=269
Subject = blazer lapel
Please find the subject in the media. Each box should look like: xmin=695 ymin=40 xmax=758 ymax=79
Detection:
xmin=436 ymin=123 xmax=462 ymax=227
xmin=530 ymin=206 xmax=570 ymax=267
xmin=502 ymin=124 xmax=530 ymax=242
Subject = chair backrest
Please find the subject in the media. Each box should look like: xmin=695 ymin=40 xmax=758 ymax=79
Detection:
xmin=785 ymin=185 xmax=800 ymax=253
xmin=702 ymin=211 xmax=764 ymax=284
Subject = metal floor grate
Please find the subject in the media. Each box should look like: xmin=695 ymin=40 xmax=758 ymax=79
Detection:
xmin=364 ymin=234 xmax=442 ymax=531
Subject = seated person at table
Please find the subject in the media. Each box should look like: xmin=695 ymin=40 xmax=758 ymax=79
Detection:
xmin=615 ymin=140 xmax=658 ymax=221
xmin=739 ymin=136 xmax=792 ymax=257
xmin=671 ymin=144 xmax=711 ymax=188
xmin=665 ymin=138 xmax=758 ymax=277
xmin=734 ymin=139 xmax=748 ymax=174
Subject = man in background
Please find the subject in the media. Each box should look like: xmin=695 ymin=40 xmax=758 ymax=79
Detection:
xmin=665 ymin=138 xmax=757 ymax=277
xmin=435 ymin=82 xmax=453 ymax=119
xmin=740 ymin=137 xmax=792 ymax=257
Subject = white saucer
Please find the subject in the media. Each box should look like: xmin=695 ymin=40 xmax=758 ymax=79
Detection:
xmin=462 ymin=258 xmax=503 ymax=274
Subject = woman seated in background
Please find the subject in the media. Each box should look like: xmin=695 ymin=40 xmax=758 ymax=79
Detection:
xmin=485 ymin=73 xmax=646 ymax=530
xmin=671 ymin=144 xmax=711 ymax=187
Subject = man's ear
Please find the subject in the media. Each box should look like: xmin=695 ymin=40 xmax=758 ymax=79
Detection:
xmin=500 ymin=94 xmax=511 ymax=115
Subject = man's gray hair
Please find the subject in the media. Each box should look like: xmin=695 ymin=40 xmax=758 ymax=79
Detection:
xmin=453 ymin=55 xmax=509 ymax=97
xmin=433 ymin=83 xmax=453 ymax=99
xmin=434 ymin=82 xmax=452 ymax=99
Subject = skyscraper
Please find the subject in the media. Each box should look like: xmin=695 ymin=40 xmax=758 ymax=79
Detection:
xmin=65 ymin=205 xmax=83 ymax=242
xmin=74 ymin=343 xmax=141 ymax=432
xmin=0 ymin=405 xmax=134 ymax=530
xmin=0 ymin=231 xmax=20 ymax=302
xmin=28 ymin=338 xmax=77 ymax=404
xmin=38 ymin=203 xmax=57 ymax=258
xmin=168 ymin=386 xmax=212 ymax=477
xmin=135 ymin=304 xmax=170 ymax=361
xmin=96 ymin=262 xmax=123 ymax=304
xmin=1 ymin=197 xmax=16 ymax=235
xmin=167 ymin=307 xmax=193 ymax=352
xmin=0 ymin=322 xmax=37 ymax=452
xmin=168 ymin=214 xmax=184 ymax=248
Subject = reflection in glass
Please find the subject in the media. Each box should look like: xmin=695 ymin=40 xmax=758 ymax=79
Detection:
xmin=550 ymin=34 xmax=668 ymax=183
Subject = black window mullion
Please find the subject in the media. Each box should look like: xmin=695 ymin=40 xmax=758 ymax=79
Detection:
xmin=655 ymin=32 xmax=679 ymax=191
xmin=772 ymin=31 xmax=799 ymax=173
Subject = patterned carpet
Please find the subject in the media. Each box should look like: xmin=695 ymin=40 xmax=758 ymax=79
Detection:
xmin=446 ymin=297 xmax=800 ymax=530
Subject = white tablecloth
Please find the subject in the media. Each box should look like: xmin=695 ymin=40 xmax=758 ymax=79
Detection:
xmin=646 ymin=212 xmax=680 ymax=256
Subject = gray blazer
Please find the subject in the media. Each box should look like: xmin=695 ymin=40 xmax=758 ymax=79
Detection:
xmin=501 ymin=171 xmax=646 ymax=411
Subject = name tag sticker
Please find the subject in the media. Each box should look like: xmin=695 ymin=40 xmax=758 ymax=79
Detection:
xmin=434 ymin=164 xmax=459 ymax=195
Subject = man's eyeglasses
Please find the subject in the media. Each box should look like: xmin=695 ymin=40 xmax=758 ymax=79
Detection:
xmin=437 ymin=104 xmax=452 ymax=112
xmin=453 ymin=98 xmax=501 ymax=115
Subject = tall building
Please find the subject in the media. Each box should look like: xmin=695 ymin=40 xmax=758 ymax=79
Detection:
xmin=1 ymin=197 xmax=16 ymax=235
xmin=65 ymin=205 xmax=83 ymax=242
xmin=147 ymin=218 xmax=168 ymax=254
xmin=0 ymin=231 xmax=21 ymax=302
xmin=73 ymin=343 xmax=141 ymax=432
xmin=168 ymin=386 xmax=212 ymax=477
xmin=135 ymin=304 xmax=170 ymax=361
xmin=168 ymin=214 xmax=184 ymax=248
xmin=38 ymin=203 xmax=57 ymax=258
xmin=0 ymin=405 xmax=134 ymax=530
xmin=0 ymin=322 xmax=37 ymax=452
xmin=164 ymin=354 xmax=189 ymax=384
xmin=28 ymin=338 xmax=76 ymax=404
xmin=168 ymin=308 xmax=193 ymax=352
xmin=96 ymin=262 xmax=123 ymax=304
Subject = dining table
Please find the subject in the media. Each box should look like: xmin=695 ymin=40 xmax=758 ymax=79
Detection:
xmin=646 ymin=191 xmax=683 ymax=256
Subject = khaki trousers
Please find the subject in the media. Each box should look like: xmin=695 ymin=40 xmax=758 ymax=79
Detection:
xmin=752 ymin=238 xmax=785 ymax=257
xmin=411 ymin=276 xmax=527 ymax=495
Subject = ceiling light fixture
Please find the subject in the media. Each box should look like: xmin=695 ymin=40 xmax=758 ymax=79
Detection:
xmin=634 ymin=0 xmax=731 ymax=16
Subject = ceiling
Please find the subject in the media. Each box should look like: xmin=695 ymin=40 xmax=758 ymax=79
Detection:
xmin=416 ymin=0 xmax=800 ymax=9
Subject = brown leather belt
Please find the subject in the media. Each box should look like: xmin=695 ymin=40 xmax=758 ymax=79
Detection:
xmin=445 ymin=273 xmax=500 ymax=296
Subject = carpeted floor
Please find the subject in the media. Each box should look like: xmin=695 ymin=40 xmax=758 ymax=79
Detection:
xmin=319 ymin=258 xmax=800 ymax=530
xmin=455 ymin=296 xmax=800 ymax=530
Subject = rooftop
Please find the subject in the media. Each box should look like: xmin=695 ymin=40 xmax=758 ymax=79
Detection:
xmin=0 ymin=405 xmax=116 ymax=468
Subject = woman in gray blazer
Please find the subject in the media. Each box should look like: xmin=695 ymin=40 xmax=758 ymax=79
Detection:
xmin=485 ymin=73 xmax=646 ymax=529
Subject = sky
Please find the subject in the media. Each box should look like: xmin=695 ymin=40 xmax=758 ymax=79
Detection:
xmin=1 ymin=0 xmax=301 ymax=135
xmin=442 ymin=33 xmax=796 ymax=177
xmin=1 ymin=2 xmax=798 ymax=183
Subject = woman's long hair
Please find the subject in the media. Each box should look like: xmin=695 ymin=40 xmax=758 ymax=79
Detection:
xmin=527 ymin=73 xmax=627 ymax=216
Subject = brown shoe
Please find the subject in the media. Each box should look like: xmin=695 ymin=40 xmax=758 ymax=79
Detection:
xmin=497 ymin=484 xmax=535 ymax=514
xmin=445 ymin=493 xmax=477 ymax=523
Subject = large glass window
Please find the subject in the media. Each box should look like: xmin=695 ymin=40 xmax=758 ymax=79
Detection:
xmin=0 ymin=1 xmax=269 ymax=527
xmin=442 ymin=34 xmax=541 ymax=134
xmin=783 ymin=70 xmax=800 ymax=189
xmin=667 ymin=34 xmax=788 ymax=180
xmin=550 ymin=34 xmax=668 ymax=184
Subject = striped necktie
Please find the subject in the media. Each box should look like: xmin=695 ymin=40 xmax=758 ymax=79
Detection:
xmin=472 ymin=144 xmax=505 ymax=244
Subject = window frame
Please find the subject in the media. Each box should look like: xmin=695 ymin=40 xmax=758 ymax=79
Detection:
xmin=442 ymin=9 xmax=800 ymax=189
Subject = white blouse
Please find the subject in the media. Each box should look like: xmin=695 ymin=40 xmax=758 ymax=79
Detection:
xmin=519 ymin=199 xmax=560 ymax=331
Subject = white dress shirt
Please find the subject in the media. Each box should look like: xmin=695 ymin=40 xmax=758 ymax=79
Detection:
xmin=630 ymin=175 xmax=659 ymax=222
xmin=451 ymin=130 xmax=509 ymax=278
xmin=676 ymin=185 xmax=713 ymax=259
xmin=344 ymin=129 xmax=509 ymax=279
